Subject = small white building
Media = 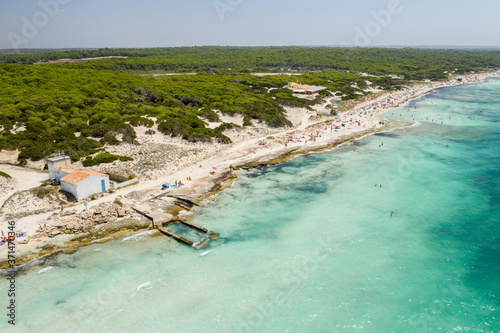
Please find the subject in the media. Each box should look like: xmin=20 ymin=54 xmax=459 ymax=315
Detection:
xmin=285 ymin=82 xmax=327 ymax=94
xmin=60 ymin=170 xmax=110 ymax=201
xmin=48 ymin=155 xmax=73 ymax=180
xmin=46 ymin=155 xmax=110 ymax=201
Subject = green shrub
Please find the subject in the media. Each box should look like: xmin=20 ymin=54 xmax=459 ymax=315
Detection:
xmin=37 ymin=187 xmax=53 ymax=198
xmin=83 ymin=152 xmax=133 ymax=166
xmin=242 ymin=117 xmax=252 ymax=127
xmin=100 ymin=133 xmax=120 ymax=145
xmin=0 ymin=171 xmax=11 ymax=179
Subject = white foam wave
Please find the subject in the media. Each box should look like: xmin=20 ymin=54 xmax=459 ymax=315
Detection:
xmin=121 ymin=230 xmax=156 ymax=243
xmin=37 ymin=266 xmax=54 ymax=275
xmin=178 ymin=210 xmax=193 ymax=217
xmin=136 ymin=281 xmax=152 ymax=292
xmin=91 ymin=237 xmax=113 ymax=244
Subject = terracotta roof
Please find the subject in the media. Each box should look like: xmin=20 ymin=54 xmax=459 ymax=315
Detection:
xmin=287 ymin=82 xmax=315 ymax=90
xmin=286 ymin=82 xmax=326 ymax=93
xmin=60 ymin=168 xmax=75 ymax=173
xmin=80 ymin=170 xmax=107 ymax=176
xmin=61 ymin=171 xmax=90 ymax=184
xmin=60 ymin=170 xmax=107 ymax=185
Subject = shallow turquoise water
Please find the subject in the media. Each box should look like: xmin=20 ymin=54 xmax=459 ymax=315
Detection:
xmin=1 ymin=79 xmax=499 ymax=332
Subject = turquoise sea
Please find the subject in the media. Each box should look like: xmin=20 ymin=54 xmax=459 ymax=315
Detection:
xmin=1 ymin=79 xmax=499 ymax=332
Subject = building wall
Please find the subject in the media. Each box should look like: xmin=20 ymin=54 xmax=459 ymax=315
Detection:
xmin=51 ymin=158 xmax=70 ymax=169
xmin=75 ymin=175 xmax=110 ymax=201
xmin=48 ymin=165 xmax=70 ymax=180
xmin=112 ymin=178 xmax=138 ymax=189
xmin=48 ymin=157 xmax=70 ymax=171
xmin=61 ymin=175 xmax=109 ymax=201
xmin=61 ymin=181 xmax=78 ymax=200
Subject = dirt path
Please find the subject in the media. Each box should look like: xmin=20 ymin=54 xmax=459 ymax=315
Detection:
xmin=0 ymin=165 xmax=48 ymax=207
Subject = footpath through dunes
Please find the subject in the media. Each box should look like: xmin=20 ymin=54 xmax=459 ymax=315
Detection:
xmin=34 ymin=56 xmax=128 ymax=64
xmin=0 ymin=164 xmax=48 ymax=207
xmin=0 ymin=72 xmax=496 ymax=267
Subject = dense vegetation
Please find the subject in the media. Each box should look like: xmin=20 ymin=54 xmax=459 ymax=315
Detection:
xmin=0 ymin=46 xmax=499 ymax=165
xmin=2 ymin=47 xmax=499 ymax=80
xmin=0 ymin=65 xmax=338 ymax=163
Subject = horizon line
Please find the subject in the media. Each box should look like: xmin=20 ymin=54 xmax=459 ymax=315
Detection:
xmin=1 ymin=45 xmax=500 ymax=52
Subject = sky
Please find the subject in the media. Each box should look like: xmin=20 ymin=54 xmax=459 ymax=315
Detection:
xmin=1 ymin=0 xmax=499 ymax=49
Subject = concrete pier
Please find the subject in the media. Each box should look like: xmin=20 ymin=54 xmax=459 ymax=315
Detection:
xmin=175 ymin=219 xmax=208 ymax=233
xmin=157 ymin=227 xmax=194 ymax=246
xmin=132 ymin=205 xmax=171 ymax=226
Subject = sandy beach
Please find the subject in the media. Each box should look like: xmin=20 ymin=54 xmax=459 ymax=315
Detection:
xmin=0 ymin=72 xmax=496 ymax=268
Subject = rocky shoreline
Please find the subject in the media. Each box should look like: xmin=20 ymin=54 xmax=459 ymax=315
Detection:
xmin=0 ymin=168 xmax=240 ymax=270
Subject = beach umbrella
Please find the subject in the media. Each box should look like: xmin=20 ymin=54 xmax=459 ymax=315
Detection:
xmin=212 ymin=167 xmax=217 ymax=170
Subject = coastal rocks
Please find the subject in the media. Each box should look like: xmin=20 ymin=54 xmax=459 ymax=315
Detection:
xmin=51 ymin=229 xmax=62 ymax=237
xmin=18 ymin=237 xmax=29 ymax=244
xmin=61 ymin=209 xmax=76 ymax=217
xmin=93 ymin=215 xmax=107 ymax=224
xmin=38 ymin=202 xmax=139 ymax=238
xmin=0 ymin=217 xmax=152 ymax=270
xmin=117 ymin=208 xmax=126 ymax=217
xmin=126 ymin=191 xmax=148 ymax=200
